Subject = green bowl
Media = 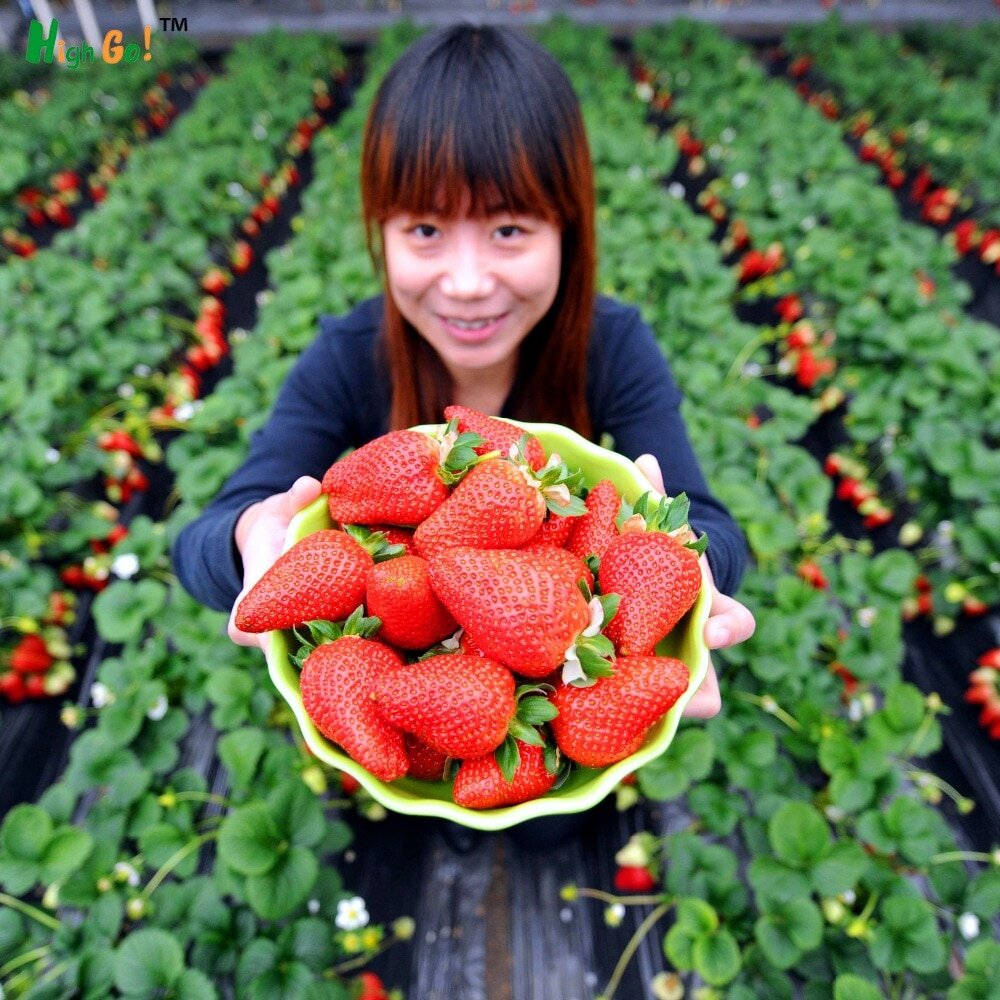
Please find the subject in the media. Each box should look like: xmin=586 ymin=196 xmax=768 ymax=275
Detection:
xmin=264 ymin=420 xmax=711 ymax=831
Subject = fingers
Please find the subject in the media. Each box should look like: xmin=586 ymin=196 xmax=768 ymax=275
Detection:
xmin=227 ymin=599 xmax=263 ymax=649
xmin=704 ymin=591 xmax=756 ymax=650
xmin=634 ymin=453 xmax=665 ymax=495
xmin=683 ymin=660 xmax=721 ymax=718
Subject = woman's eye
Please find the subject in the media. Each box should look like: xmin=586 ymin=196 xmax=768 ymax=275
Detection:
xmin=411 ymin=223 xmax=438 ymax=239
xmin=495 ymin=224 xmax=522 ymax=239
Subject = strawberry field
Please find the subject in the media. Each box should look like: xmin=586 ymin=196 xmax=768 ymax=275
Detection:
xmin=1 ymin=15 xmax=999 ymax=1000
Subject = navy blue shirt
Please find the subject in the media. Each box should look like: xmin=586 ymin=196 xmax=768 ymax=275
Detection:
xmin=173 ymin=295 xmax=747 ymax=612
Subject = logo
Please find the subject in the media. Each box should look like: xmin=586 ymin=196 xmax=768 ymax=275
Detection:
xmin=25 ymin=19 xmax=154 ymax=69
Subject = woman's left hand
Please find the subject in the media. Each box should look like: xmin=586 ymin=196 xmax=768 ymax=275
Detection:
xmin=634 ymin=455 xmax=756 ymax=719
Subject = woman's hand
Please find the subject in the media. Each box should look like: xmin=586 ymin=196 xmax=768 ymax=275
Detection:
xmin=633 ymin=454 xmax=756 ymax=719
xmin=228 ymin=476 xmax=323 ymax=649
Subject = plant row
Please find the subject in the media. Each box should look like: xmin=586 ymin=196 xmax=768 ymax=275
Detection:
xmin=783 ymin=17 xmax=1000 ymax=253
xmin=0 ymin=31 xmax=344 ymax=702
xmin=630 ymin=19 xmax=1000 ymax=620
xmin=0 ymin=29 xmax=413 ymax=1000
xmin=900 ymin=22 xmax=1000 ymax=103
xmin=536 ymin=18 xmax=998 ymax=999
xmin=0 ymin=35 xmax=199 ymax=244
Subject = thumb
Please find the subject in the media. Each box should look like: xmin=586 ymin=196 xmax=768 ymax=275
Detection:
xmin=634 ymin=454 xmax=665 ymax=495
xmin=284 ymin=475 xmax=323 ymax=514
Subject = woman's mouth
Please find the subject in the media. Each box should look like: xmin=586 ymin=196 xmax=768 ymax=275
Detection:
xmin=440 ymin=312 xmax=508 ymax=343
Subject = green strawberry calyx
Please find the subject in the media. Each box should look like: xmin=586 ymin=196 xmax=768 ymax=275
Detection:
xmin=290 ymin=605 xmax=382 ymax=667
xmin=496 ymin=685 xmax=566 ymax=784
xmin=432 ymin=418 xmax=492 ymax=486
xmin=616 ymin=491 xmax=709 ymax=556
xmin=510 ymin=438 xmax=587 ymax=517
xmin=561 ymin=593 xmax=619 ymax=688
xmin=342 ymin=524 xmax=407 ymax=562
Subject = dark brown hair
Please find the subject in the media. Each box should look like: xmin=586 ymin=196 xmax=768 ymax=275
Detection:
xmin=361 ymin=24 xmax=595 ymax=437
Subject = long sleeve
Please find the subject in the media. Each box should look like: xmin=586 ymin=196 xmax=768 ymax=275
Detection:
xmin=171 ymin=306 xmax=389 ymax=612
xmin=587 ymin=299 xmax=749 ymax=597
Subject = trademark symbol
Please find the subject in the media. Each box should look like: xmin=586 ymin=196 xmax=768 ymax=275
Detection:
xmin=159 ymin=16 xmax=189 ymax=31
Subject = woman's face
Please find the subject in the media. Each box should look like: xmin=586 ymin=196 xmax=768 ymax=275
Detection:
xmin=382 ymin=204 xmax=562 ymax=385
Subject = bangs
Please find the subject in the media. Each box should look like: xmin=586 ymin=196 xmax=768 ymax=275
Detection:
xmin=363 ymin=30 xmax=580 ymax=226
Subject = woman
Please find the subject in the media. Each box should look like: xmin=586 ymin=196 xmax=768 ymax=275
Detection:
xmin=173 ymin=23 xmax=754 ymax=725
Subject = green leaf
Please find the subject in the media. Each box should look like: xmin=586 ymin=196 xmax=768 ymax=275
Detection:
xmin=693 ymin=927 xmax=742 ymax=986
xmin=114 ymin=928 xmax=184 ymax=996
xmin=267 ymin=781 xmax=326 ymax=849
xmin=289 ymin=918 xmax=337 ymax=971
xmin=811 ymin=841 xmax=869 ymax=898
xmin=949 ymin=940 xmax=1000 ymax=1000
xmin=834 ymin=974 xmax=885 ymax=1000
xmin=217 ymin=728 xmax=266 ymax=790
xmin=755 ymin=898 xmax=824 ymax=970
xmin=769 ymin=801 xmax=831 ymax=867
xmin=39 ymin=825 xmax=93 ymax=882
xmin=495 ymin=737 xmax=521 ymax=784
xmin=175 ymin=968 xmax=219 ymax=1000
xmin=245 ymin=846 xmax=318 ymax=921
xmin=92 ymin=580 xmax=168 ymax=643
xmin=217 ymin=805 xmax=282 ymax=877
xmin=638 ymin=728 xmax=714 ymax=800
xmin=2 ymin=804 xmax=52 ymax=861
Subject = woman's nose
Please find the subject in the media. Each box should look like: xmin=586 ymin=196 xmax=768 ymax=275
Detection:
xmin=438 ymin=241 xmax=496 ymax=299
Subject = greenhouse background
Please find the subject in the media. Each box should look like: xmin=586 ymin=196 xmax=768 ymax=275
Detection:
xmin=1 ymin=1 xmax=999 ymax=997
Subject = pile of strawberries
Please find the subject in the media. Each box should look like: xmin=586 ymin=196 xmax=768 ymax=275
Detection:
xmin=237 ymin=407 xmax=704 ymax=810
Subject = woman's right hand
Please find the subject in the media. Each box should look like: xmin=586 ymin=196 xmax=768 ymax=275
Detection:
xmin=228 ymin=476 xmax=324 ymax=648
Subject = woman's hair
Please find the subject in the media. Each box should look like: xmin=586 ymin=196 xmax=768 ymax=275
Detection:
xmin=361 ymin=23 xmax=595 ymax=438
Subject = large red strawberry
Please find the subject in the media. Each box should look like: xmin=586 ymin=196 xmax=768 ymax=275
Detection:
xmin=372 ymin=653 xmax=516 ymax=759
xmin=299 ymin=635 xmax=409 ymax=781
xmin=518 ymin=541 xmax=594 ymax=594
xmin=323 ymin=427 xmax=479 ymax=526
xmin=414 ymin=459 xmax=547 ymax=557
xmin=404 ymin=734 xmax=448 ymax=781
xmin=566 ymin=479 xmax=622 ymax=562
xmin=235 ymin=529 xmax=391 ymax=633
xmin=427 ymin=547 xmax=613 ymax=681
xmin=453 ymin=740 xmax=557 ymax=808
xmin=600 ymin=531 xmax=702 ymax=655
xmin=366 ymin=554 xmax=457 ymax=650
xmin=550 ymin=655 xmax=689 ymax=767
xmin=532 ymin=510 xmax=576 ymax=548
xmin=443 ymin=404 xmax=547 ymax=471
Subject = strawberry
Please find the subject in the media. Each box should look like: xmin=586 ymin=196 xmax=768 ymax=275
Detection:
xmin=372 ymin=653 xmax=516 ymax=758
xmin=550 ymin=655 xmax=689 ymax=767
xmin=404 ymin=734 xmax=448 ymax=781
xmin=428 ymin=547 xmax=607 ymax=680
xmin=566 ymin=479 xmax=621 ymax=562
xmin=599 ymin=494 xmax=704 ymax=656
xmin=365 ymin=554 xmax=457 ymax=650
xmin=323 ymin=428 xmax=479 ymax=527
xmin=235 ymin=527 xmax=397 ymax=633
xmin=518 ymin=541 xmax=594 ymax=593
xmin=443 ymin=404 xmax=547 ymax=471
xmin=453 ymin=740 xmax=557 ymax=808
xmin=413 ymin=458 xmax=546 ymax=557
xmin=532 ymin=509 xmax=576 ymax=548
xmin=614 ymin=865 xmax=657 ymax=892
xmin=298 ymin=623 xmax=409 ymax=782
xmin=10 ymin=634 xmax=54 ymax=674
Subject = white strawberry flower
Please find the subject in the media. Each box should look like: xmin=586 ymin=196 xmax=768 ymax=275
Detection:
xmin=561 ymin=599 xmax=605 ymax=686
xmin=958 ymin=912 xmax=980 ymax=940
xmin=732 ymin=171 xmax=749 ymax=189
xmin=113 ymin=861 xmax=141 ymax=887
xmin=133 ymin=363 xmax=152 ymax=377
xmin=146 ymin=695 xmax=168 ymax=721
xmin=604 ymin=903 xmax=626 ymax=927
xmin=336 ymin=896 xmax=369 ymax=930
xmin=856 ymin=606 xmax=877 ymax=628
xmin=441 ymin=630 xmax=463 ymax=651
xmin=668 ymin=182 xmax=685 ymax=199
xmin=45 ymin=448 xmax=61 ymax=464
xmin=307 ymin=898 xmax=321 ymax=915
xmin=111 ymin=553 xmax=140 ymax=580
xmin=720 ymin=127 xmax=736 ymax=143
xmin=117 ymin=383 xmax=135 ymax=399
xmin=90 ymin=682 xmax=115 ymax=708
xmin=635 ymin=82 xmax=653 ymax=103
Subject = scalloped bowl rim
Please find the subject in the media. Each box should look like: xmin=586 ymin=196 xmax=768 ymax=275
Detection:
xmin=263 ymin=419 xmax=710 ymax=831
